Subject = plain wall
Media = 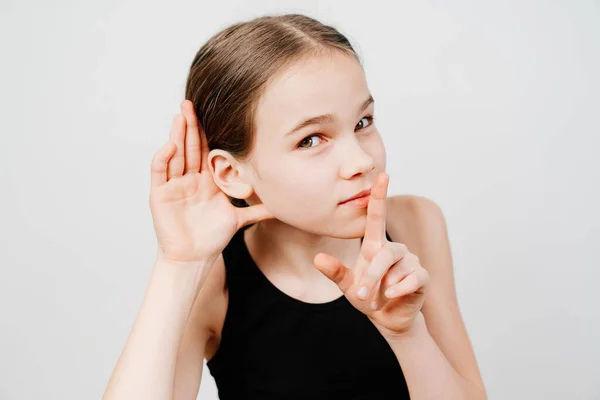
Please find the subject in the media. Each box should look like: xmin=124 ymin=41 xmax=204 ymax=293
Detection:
xmin=1 ymin=1 xmax=598 ymax=399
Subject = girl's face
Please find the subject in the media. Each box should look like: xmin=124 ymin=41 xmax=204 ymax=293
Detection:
xmin=242 ymin=51 xmax=387 ymax=238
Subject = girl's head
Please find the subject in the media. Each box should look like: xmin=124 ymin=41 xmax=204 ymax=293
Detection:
xmin=184 ymin=14 xmax=386 ymax=238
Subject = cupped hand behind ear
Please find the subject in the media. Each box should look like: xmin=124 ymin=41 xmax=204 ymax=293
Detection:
xmin=149 ymin=100 xmax=274 ymax=265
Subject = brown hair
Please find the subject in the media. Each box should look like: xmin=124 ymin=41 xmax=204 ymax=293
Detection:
xmin=183 ymin=13 xmax=361 ymax=206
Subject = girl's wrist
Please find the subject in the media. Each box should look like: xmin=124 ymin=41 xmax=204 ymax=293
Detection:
xmin=155 ymin=247 xmax=218 ymax=270
xmin=153 ymin=252 xmax=217 ymax=290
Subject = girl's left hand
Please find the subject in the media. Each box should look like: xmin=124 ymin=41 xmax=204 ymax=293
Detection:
xmin=313 ymin=173 xmax=430 ymax=340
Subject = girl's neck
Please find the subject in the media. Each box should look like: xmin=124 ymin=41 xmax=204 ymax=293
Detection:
xmin=245 ymin=219 xmax=362 ymax=282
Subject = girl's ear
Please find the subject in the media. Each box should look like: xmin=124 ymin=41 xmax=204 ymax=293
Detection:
xmin=207 ymin=149 xmax=254 ymax=200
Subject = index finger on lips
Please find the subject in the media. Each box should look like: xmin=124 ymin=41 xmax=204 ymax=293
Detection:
xmin=363 ymin=173 xmax=389 ymax=248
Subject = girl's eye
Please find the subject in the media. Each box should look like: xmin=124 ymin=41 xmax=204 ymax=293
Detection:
xmin=297 ymin=134 xmax=324 ymax=149
xmin=356 ymin=116 xmax=374 ymax=130
xmin=296 ymin=116 xmax=374 ymax=149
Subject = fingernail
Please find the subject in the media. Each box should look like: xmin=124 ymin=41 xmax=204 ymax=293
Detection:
xmin=180 ymin=100 xmax=186 ymax=110
xmin=357 ymin=286 xmax=368 ymax=299
xmin=370 ymin=301 xmax=378 ymax=310
xmin=385 ymin=289 xmax=395 ymax=298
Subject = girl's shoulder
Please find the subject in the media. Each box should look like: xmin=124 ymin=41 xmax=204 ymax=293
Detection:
xmin=385 ymin=194 xmax=442 ymax=243
xmin=198 ymin=253 xmax=228 ymax=361
xmin=178 ymin=252 xmax=228 ymax=362
xmin=173 ymin=253 xmax=227 ymax=392
xmin=385 ymin=194 xmax=418 ymax=242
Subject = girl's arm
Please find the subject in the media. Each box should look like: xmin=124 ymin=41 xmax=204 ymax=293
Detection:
xmin=103 ymin=98 xmax=273 ymax=399
xmin=386 ymin=315 xmax=487 ymax=399
xmin=102 ymin=254 xmax=216 ymax=400
xmin=386 ymin=195 xmax=487 ymax=399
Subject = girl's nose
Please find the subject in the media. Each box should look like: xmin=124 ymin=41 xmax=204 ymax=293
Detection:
xmin=338 ymin=137 xmax=375 ymax=179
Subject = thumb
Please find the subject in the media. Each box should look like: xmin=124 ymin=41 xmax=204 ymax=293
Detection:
xmin=236 ymin=203 xmax=275 ymax=228
xmin=313 ymin=253 xmax=354 ymax=293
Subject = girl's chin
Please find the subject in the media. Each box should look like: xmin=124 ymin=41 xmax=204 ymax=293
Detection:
xmin=269 ymin=210 xmax=368 ymax=238
xmin=318 ymin=216 xmax=368 ymax=239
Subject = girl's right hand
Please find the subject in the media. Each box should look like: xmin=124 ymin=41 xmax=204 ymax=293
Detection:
xmin=149 ymin=100 xmax=274 ymax=265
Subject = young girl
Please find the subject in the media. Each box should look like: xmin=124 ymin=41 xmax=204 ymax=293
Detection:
xmin=103 ymin=13 xmax=486 ymax=400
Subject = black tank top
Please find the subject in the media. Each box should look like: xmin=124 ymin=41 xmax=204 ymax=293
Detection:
xmin=206 ymin=225 xmax=410 ymax=399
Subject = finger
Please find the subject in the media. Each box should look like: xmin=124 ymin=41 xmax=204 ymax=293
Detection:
xmin=384 ymin=267 xmax=429 ymax=299
xmin=313 ymin=253 xmax=354 ymax=293
xmin=236 ymin=203 xmax=275 ymax=228
xmin=167 ymin=115 xmax=186 ymax=179
xmin=151 ymin=141 xmax=177 ymax=187
xmin=196 ymin=105 xmax=211 ymax=171
xmin=375 ymin=252 xmax=420 ymax=309
xmin=381 ymin=252 xmax=420 ymax=290
xmin=355 ymin=242 xmax=408 ymax=301
xmin=180 ymin=100 xmax=201 ymax=174
xmin=363 ymin=172 xmax=389 ymax=247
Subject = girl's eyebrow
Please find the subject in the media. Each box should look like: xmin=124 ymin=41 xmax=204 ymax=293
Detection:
xmin=284 ymin=94 xmax=375 ymax=137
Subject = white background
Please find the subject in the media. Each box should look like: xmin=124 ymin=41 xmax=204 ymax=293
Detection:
xmin=1 ymin=1 xmax=599 ymax=399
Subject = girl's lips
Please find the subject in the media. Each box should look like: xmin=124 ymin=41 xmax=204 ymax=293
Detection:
xmin=339 ymin=193 xmax=370 ymax=207
xmin=340 ymin=189 xmax=371 ymax=204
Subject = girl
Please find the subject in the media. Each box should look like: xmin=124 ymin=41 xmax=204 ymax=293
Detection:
xmin=103 ymin=13 xmax=486 ymax=400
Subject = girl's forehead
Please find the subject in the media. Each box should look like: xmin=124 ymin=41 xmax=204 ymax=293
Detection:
xmin=255 ymin=53 xmax=370 ymax=135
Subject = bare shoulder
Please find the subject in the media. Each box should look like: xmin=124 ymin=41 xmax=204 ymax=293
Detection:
xmin=385 ymin=194 xmax=444 ymax=244
xmin=199 ymin=253 xmax=229 ymax=362
xmin=197 ymin=253 xmax=228 ymax=349
xmin=173 ymin=254 xmax=228 ymax=399
xmin=180 ymin=252 xmax=228 ymax=360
